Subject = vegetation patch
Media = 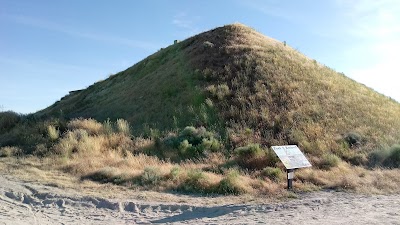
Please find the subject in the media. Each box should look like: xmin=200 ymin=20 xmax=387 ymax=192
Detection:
xmin=161 ymin=126 xmax=222 ymax=160
xmin=234 ymin=144 xmax=278 ymax=170
xmin=261 ymin=167 xmax=284 ymax=182
xmin=369 ymin=144 xmax=400 ymax=168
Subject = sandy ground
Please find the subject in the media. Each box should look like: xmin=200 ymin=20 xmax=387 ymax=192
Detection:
xmin=1 ymin=173 xmax=400 ymax=225
xmin=0 ymin=158 xmax=400 ymax=224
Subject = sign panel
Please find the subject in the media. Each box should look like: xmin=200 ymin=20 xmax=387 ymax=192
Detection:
xmin=271 ymin=145 xmax=312 ymax=169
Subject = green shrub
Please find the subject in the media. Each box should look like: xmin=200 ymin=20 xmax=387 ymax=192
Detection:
xmin=234 ymin=143 xmax=264 ymax=157
xmin=169 ymin=166 xmax=181 ymax=181
xmin=261 ymin=167 xmax=283 ymax=182
xmin=318 ymin=153 xmax=340 ymax=170
xmin=346 ymin=153 xmax=368 ymax=166
xmin=370 ymin=145 xmax=400 ymax=168
xmin=384 ymin=145 xmax=400 ymax=168
xmin=178 ymin=170 xmax=213 ymax=193
xmin=206 ymin=84 xmax=231 ymax=100
xmin=163 ymin=126 xmax=221 ymax=159
xmin=343 ymin=132 xmax=362 ymax=148
xmin=141 ymin=167 xmax=162 ymax=185
xmin=0 ymin=118 xmax=57 ymax=154
xmin=178 ymin=139 xmax=194 ymax=155
xmin=0 ymin=111 xmax=20 ymax=133
xmin=217 ymin=169 xmax=246 ymax=195
xmin=234 ymin=144 xmax=278 ymax=170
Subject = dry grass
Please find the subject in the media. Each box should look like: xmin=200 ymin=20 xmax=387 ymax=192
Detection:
xmin=296 ymin=162 xmax=400 ymax=194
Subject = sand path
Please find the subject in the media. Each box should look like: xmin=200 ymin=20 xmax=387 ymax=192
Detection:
xmin=1 ymin=174 xmax=399 ymax=224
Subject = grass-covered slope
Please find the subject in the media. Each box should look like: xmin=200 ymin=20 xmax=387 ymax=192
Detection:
xmin=39 ymin=23 xmax=400 ymax=158
xmin=37 ymin=43 xmax=214 ymax=132
xmin=182 ymin=24 xmax=400 ymax=157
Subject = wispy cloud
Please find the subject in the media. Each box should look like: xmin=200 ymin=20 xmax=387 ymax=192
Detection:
xmin=237 ymin=0 xmax=296 ymax=22
xmin=172 ymin=12 xmax=201 ymax=37
xmin=2 ymin=14 xmax=159 ymax=51
xmin=334 ymin=0 xmax=400 ymax=101
xmin=337 ymin=0 xmax=400 ymax=39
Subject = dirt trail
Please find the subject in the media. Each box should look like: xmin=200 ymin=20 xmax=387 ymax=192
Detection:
xmin=1 ymin=173 xmax=400 ymax=225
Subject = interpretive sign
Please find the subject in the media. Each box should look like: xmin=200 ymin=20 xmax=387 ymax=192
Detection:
xmin=271 ymin=145 xmax=311 ymax=190
xmin=271 ymin=145 xmax=311 ymax=169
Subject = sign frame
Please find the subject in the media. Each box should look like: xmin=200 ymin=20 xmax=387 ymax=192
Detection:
xmin=271 ymin=145 xmax=312 ymax=190
xmin=271 ymin=145 xmax=311 ymax=170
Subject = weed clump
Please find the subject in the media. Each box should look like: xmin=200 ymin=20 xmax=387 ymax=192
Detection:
xmin=317 ymin=153 xmax=340 ymax=170
xmin=261 ymin=167 xmax=284 ymax=182
xmin=140 ymin=167 xmax=163 ymax=185
xmin=217 ymin=169 xmax=246 ymax=195
xmin=47 ymin=125 xmax=60 ymax=140
xmin=177 ymin=169 xmax=214 ymax=193
xmin=343 ymin=132 xmax=362 ymax=148
xmin=369 ymin=144 xmax=400 ymax=168
xmin=234 ymin=144 xmax=277 ymax=170
xmin=0 ymin=111 xmax=20 ymax=133
xmin=67 ymin=118 xmax=103 ymax=135
xmin=206 ymin=84 xmax=231 ymax=100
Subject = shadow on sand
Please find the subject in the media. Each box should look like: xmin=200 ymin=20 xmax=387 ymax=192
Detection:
xmin=150 ymin=204 xmax=247 ymax=223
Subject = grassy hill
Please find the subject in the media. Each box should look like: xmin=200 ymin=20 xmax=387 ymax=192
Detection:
xmin=38 ymin=23 xmax=400 ymax=155
xmin=2 ymin=23 xmax=400 ymax=195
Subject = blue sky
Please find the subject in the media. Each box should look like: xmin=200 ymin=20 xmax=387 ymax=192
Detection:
xmin=1 ymin=0 xmax=399 ymax=113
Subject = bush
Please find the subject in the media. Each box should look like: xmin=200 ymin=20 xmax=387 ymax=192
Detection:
xmin=234 ymin=144 xmax=278 ymax=170
xmin=140 ymin=167 xmax=162 ymax=185
xmin=261 ymin=167 xmax=283 ymax=182
xmin=163 ymin=126 xmax=221 ymax=159
xmin=384 ymin=145 xmax=400 ymax=168
xmin=234 ymin=143 xmax=264 ymax=158
xmin=169 ymin=166 xmax=181 ymax=181
xmin=343 ymin=132 xmax=362 ymax=148
xmin=370 ymin=145 xmax=400 ymax=168
xmin=318 ymin=153 xmax=340 ymax=170
xmin=207 ymin=84 xmax=230 ymax=100
xmin=217 ymin=169 xmax=246 ymax=195
xmin=0 ymin=111 xmax=20 ymax=133
xmin=178 ymin=170 xmax=213 ymax=193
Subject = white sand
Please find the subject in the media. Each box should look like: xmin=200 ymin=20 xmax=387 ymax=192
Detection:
xmin=1 ymin=174 xmax=399 ymax=225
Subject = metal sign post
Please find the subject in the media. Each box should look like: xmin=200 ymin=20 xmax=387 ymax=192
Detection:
xmin=287 ymin=169 xmax=294 ymax=190
xmin=271 ymin=145 xmax=312 ymax=190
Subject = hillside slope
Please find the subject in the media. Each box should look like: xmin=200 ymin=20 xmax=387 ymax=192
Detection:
xmin=38 ymin=23 xmax=400 ymax=157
